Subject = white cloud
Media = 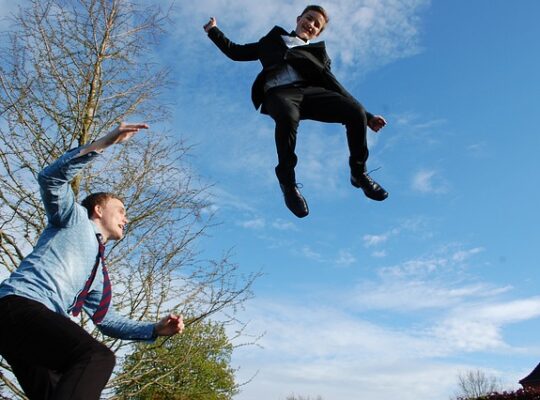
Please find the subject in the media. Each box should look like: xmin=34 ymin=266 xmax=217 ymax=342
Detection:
xmin=412 ymin=169 xmax=450 ymax=194
xmin=323 ymin=0 xmax=429 ymax=73
xmin=452 ymin=247 xmax=484 ymax=262
xmin=239 ymin=217 xmax=266 ymax=229
xmin=208 ymin=185 xmax=257 ymax=214
xmin=335 ymin=249 xmax=356 ymax=266
xmin=380 ymin=256 xmax=449 ymax=277
xmin=348 ymin=245 xmax=511 ymax=312
xmin=231 ymin=289 xmax=540 ymax=400
xmin=363 ymin=232 xmax=391 ymax=247
xmin=351 ymin=279 xmax=511 ymax=312
xmin=431 ymin=298 xmax=540 ymax=353
xmin=457 ymin=298 xmax=540 ymax=326
xmin=363 ymin=227 xmax=400 ymax=247
xmin=362 ymin=220 xmax=426 ymax=250
xmin=466 ymin=141 xmax=489 ymax=157
xmin=300 ymin=245 xmax=324 ymax=262
xmin=173 ymin=0 xmax=429 ymax=74
xmin=371 ymin=249 xmax=387 ymax=258
xmin=271 ymin=218 xmax=297 ymax=231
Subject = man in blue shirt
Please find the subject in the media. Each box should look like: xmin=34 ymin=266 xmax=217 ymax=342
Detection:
xmin=0 ymin=123 xmax=185 ymax=399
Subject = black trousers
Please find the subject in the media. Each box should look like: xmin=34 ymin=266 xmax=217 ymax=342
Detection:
xmin=263 ymin=85 xmax=369 ymax=185
xmin=0 ymin=295 xmax=115 ymax=400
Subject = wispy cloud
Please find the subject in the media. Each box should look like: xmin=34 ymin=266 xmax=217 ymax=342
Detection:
xmin=412 ymin=169 xmax=450 ymax=194
xmin=349 ymin=244 xmax=511 ymax=312
xmin=239 ymin=217 xmax=266 ymax=229
xmin=230 ymin=238 xmax=540 ymax=400
xmin=351 ymin=279 xmax=511 ymax=312
xmin=271 ymin=219 xmax=297 ymax=231
xmin=381 ymin=113 xmax=448 ymax=155
xmin=371 ymin=249 xmax=387 ymax=258
xmin=173 ymin=0 xmax=429 ymax=74
xmin=466 ymin=141 xmax=489 ymax=158
xmin=452 ymin=247 xmax=484 ymax=262
xmin=363 ymin=228 xmax=399 ymax=247
xmin=362 ymin=218 xmax=427 ymax=249
xmin=432 ymin=297 xmax=540 ymax=352
xmin=207 ymin=185 xmax=257 ymax=213
xmin=300 ymin=245 xmax=324 ymax=262
xmin=232 ymin=284 xmax=539 ymax=400
xmin=335 ymin=249 xmax=356 ymax=266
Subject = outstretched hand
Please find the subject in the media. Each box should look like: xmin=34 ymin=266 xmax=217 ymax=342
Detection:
xmin=154 ymin=314 xmax=184 ymax=337
xmin=203 ymin=17 xmax=217 ymax=33
xmin=368 ymin=115 xmax=387 ymax=132
xmin=105 ymin=122 xmax=149 ymax=145
xmin=79 ymin=122 xmax=149 ymax=156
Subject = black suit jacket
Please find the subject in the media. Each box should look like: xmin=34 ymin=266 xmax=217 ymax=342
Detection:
xmin=208 ymin=25 xmax=373 ymax=118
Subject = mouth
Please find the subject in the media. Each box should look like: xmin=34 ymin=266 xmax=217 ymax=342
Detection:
xmin=302 ymin=24 xmax=314 ymax=35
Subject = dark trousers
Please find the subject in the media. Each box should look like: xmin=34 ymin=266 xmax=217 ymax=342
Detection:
xmin=0 ymin=295 xmax=115 ymax=400
xmin=263 ymin=85 xmax=369 ymax=185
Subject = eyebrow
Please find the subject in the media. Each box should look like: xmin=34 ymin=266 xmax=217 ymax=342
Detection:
xmin=307 ymin=13 xmax=323 ymax=27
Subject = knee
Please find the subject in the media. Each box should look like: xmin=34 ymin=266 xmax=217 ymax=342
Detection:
xmin=348 ymin=103 xmax=368 ymax=125
xmin=72 ymin=341 xmax=116 ymax=373
xmin=91 ymin=343 xmax=116 ymax=372
xmin=273 ymin=108 xmax=300 ymax=128
xmin=265 ymin=97 xmax=299 ymax=126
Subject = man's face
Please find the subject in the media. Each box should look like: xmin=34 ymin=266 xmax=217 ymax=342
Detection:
xmin=96 ymin=198 xmax=128 ymax=241
xmin=295 ymin=10 xmax=326 ymax=41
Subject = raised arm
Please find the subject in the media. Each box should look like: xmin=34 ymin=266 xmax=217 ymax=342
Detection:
xmin=204 ymin=17 xmax=259 ymax=61
xmin=38 ymin=123 xmax=148 ymax=227
xmin=79 ymin=122 xmax=149 ymax=156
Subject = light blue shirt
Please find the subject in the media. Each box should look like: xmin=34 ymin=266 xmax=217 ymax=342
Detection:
xmin=0 ymin=147 xmax=155 ymax=341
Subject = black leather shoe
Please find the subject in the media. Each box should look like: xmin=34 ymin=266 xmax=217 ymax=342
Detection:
xmin=280 ymin=183 xmax=309 ymax=218
xmin=351 ymin=173 xmax=388 ymax=201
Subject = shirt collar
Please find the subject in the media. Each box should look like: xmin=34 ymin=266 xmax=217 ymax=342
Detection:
xmin=289 ymin=30 xmax=309 ymax=44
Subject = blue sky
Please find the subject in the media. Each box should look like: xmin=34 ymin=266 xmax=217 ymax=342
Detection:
xmin=2 ymin=0 xmax=540 ymax=399
xmin=166 ymin=1 xmax=540 ymax=399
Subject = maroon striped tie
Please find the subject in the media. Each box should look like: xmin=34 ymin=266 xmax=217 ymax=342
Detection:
xmin=71 ymin=234 xmax=112 ymax=324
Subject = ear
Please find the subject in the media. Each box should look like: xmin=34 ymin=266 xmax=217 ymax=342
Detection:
xmin=297 ymin=15 xmax=301 ymax=23
xmin=92 ymin=204 xmax=104 ymax=219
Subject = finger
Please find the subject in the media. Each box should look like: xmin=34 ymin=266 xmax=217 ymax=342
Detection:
xmin=122 ymin=123 xmax=149 ymax=129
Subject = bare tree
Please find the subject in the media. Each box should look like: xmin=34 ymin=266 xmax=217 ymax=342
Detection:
xmin=453 ymin=369 xmax=503 ymax=400
xmin=0 ymin=0 xmax=258 ymax=397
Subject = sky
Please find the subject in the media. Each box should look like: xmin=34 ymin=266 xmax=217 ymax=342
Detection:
xmin=2 ymin=0 xmax=540 ymax=399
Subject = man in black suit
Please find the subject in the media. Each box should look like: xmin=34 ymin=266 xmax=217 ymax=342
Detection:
xmin=204 ymin=5 xmax=388 ymax=218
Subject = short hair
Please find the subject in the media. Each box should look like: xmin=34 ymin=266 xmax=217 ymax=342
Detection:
xmin=81 ymin=192 xmax=123 ymax=218
xmin=301 ymin=5 xmax=330 ymax=27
